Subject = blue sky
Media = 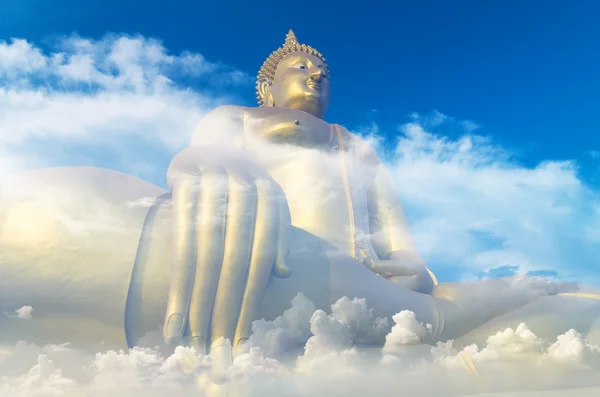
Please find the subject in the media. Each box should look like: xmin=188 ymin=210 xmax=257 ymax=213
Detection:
xmin=1 ymin=0 xmax=600 ymax=284
xmin=4 ymin=0 xmax=600 ymax=168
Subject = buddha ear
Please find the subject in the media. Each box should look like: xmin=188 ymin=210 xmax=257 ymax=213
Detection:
xmin=257 ymin=78 xmax=274 ymax=107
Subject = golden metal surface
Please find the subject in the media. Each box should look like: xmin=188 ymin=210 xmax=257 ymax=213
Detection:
xmin=256 ymin=30 xmax=330 ymax=119
xmin=257 ymin=29 xmax=328 ymax=107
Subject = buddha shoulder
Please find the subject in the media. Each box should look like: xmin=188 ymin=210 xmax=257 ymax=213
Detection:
xmin=190 ymin=105 xmax=246 ymax=147
xmin=244 ymin=106 xmax=332 ymax=146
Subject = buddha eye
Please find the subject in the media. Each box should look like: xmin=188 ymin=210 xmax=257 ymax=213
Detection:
xmin=296 ymin=64 xmax=307 ymax=69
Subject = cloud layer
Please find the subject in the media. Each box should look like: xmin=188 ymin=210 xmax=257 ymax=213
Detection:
xmin=0 ymin=33 xmax=249 ymax=184
xmin=370 ymin=113 xmax=600 ymax=285
xmin=1 ymin=294 xmax=600 ymax=397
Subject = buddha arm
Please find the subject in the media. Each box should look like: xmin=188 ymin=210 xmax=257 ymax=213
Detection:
xmin=367 ymin=163 xmax=421 ymax=261
xmin=364 ymin=148 xmax=436 ymax=293
xmin=362 ymin=147 xmax=423 ymax=263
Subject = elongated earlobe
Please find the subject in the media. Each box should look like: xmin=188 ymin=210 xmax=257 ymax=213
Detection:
xmin=257 ymin=78 xmax=274 ymax=107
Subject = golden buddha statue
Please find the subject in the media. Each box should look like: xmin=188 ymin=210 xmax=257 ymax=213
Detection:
xmin=1 ymin=30 xmax=599 ymax=380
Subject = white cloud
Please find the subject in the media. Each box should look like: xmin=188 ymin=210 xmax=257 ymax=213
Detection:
xmin=365 ymin=113 xmax=600 ymax=285
xmin=0 ymin=342 xmax=210 ymax=396
xmin=545 ymin=329 xmax=600 ymax=368
xmin=250 ymin=294 xmax=390 ymax=378
xmin=3 ymin=355 xmax=75 ymax=397
xmin=250 ymin=293 xmax=316 ymax=360
xmin=0 ymin=34 xmax=249 ymax=185
xmin=1 ymin=295 xmax=599 ymax=396
xmin=383 ymin=310 xmax=432 ymax=354
xmin=0 ymin=39 xmax=47 ymax=77
xmin=15 ymin=306 xmax=33 ymax=320
xmin=430 ymin=322 xmax=600 ymax=394
xmin=4 ymin=306 xmax=33 ymax=320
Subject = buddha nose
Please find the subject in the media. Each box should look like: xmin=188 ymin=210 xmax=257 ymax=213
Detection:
xmin=309 ymin=70 xmax=323 ymax=82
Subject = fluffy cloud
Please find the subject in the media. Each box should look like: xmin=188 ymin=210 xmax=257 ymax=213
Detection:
xmin=249 ymin=293 xmax=316 ymax=360
xmin=0 ymin=342 xmax=210 ymax=396
xmin=0 ymin=33 xmax=249 ymax=185
xmin=366 ymin=113 xmax=600 ymax=285
xmin=295 ymin=296 xmax=389 ymax=377
xmin=545 ymin=329 xmax=600 ymax=368
xmin=1 ymin=295 xmax=600 ymax=397
xmin=383 ymin=310 xmax=432 ymax=354
xmin=4 ymin=306 xmax=33 ymax=320
xmin=14 ymin=306 xmax=33 ymax=320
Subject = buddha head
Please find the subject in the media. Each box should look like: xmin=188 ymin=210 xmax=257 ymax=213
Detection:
xmin=256 ymin=30 xmax=331 ymax=119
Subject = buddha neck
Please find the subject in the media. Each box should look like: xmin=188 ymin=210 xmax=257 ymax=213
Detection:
xmin=244 ymin=106 xmax=334 ymax=149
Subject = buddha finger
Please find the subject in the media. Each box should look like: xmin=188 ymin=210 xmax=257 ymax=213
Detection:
xmin=371 ymin=259 xmax=419 ymax=277
xmin=163 ymin=175 xmax=200 ymax=347
xmin=209 ymin=174 xmax=258 ymax=382
xmin=233 ymin=179 xmax=279 ymax=356
xmin=187 ymin=166 xmax=229 ymax=354
xmin=388 ymin=271 xmax=435 ymax=294
xmin=370 ymin=251 xmax=425 ymax=277
xmin=272 ymin=192 xmax=292 ymax=279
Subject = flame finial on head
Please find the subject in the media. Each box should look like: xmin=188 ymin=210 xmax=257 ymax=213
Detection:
xmin=285 ymin=29 xmax=299 ymax=47
xmin=256 ymin=29 xmax=329 ymax=106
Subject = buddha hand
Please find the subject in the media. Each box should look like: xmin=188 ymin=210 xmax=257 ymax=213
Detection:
xmin=371 ymin=250 xmax=435 ymax=294
xmin=163 ymin=145 xmax=292 ymax=381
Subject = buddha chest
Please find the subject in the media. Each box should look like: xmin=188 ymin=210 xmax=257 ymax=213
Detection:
xmin=243 ymin=110 xmax=378 ymax=261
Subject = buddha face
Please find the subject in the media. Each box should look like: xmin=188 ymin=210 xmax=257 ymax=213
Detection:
xmin=268 ymin=52 xmax=330 ymax=119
